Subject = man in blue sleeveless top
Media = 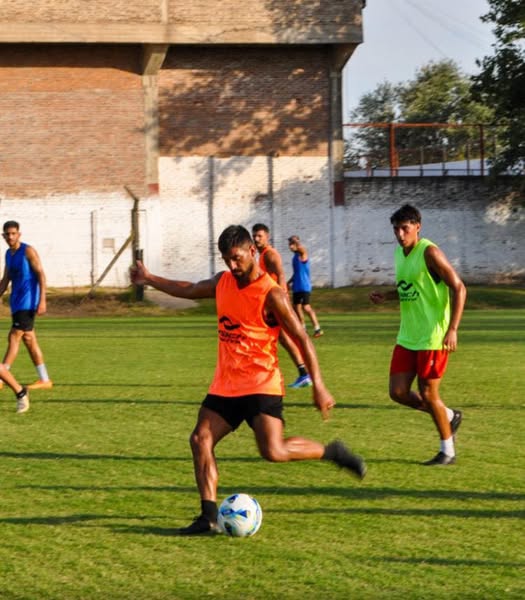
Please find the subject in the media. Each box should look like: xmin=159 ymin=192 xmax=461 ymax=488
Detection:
xmin=287 ymin=235 xmax=323 ymax=338
xmin=0 ymin=221 xmax=53 ymax=391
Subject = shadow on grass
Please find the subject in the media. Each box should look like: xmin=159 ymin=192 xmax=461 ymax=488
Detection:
xmin=271 ymin=506 xmax=524 ymax=519
xmin=376 ymin=555 xmax=525 ymax=568
xmin=14 ymin=482 xmax=525 ymax=504
xmin=0 ymin=513 xmax=150 ymax=526
xmin=0 ymin=451 xmax=192 ymax=461
xmin=42 ymin=383 xmax=173 ymax=388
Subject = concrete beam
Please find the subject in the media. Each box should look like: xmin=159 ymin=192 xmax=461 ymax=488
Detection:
xmin=332 ymin=44 xmax=358 ymax=72
xmin=0 ymin=23 xmax=363 ymax=45
xmin=142 ymin=44 xmax=169 ymax=76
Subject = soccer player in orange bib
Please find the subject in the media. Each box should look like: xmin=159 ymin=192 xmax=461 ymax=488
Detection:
xmin=252 ymin=223 xmax=313 ymax=389
xmin=131 ymin=225 xmax=366 ymax=535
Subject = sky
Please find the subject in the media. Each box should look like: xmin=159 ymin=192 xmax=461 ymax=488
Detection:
xmin=343 ymin=0 xmax=497 ymax=118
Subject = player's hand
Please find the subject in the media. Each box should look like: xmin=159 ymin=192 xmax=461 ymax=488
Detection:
xmin=130 ymin=260 xmax=148 ymax=285
xmin=443 ymin=329 xmax=458 ymax=352
xmin=313 ymin=385 xmax=336 ymax=421
xmin=37 ymin=299 xmax=47 ymax=316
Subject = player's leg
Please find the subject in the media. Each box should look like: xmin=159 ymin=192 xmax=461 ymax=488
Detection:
xmin=0 ymin=363 xmax=29 ymax=413
xmin=252 ymin=401 xmax=366 ymax=478
xmin=417 ymin=350 xmax=461 ymax=465
xmin=253 ymin=412 xmax=325 ymax=461
xmin=292 ymin=300 xmax=305 ymax=327
xmin=418 ymin=376 xmax=460 ymax=466
xmin=293 ymin=302 xmax=306 ymax=327
xmin=179 ymin=402 xmax=233 ymax=535
xmin=189 ymin=406 xmax=232 ymax=502
xmin=22 ymin=330 xmax=52 ymax=389
xmin=303 ymin=302 xmax=323 ymax=336
xmin=388 ymin=345 xmax=427 ymax=410
xmin=389 ymin=372 xmax=426 ymax=409
xmin=3 ymin=326 xmax=24 ymax=368
xmin=280 ymin=329 xmax=311 ymax=389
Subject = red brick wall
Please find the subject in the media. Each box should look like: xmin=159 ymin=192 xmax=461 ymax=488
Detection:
xmin=158 ymin=46 xmax=330 ymax=157
xmin=0 ymin=44 xmax=146 ymax=197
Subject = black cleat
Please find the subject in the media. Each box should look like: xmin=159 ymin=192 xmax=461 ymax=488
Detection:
xmin=178 ymin=514 xmax=221 ymax=536
xmin=422 ymin=451 xmax=456 ymax=466
xmin=450 ymin=410 xmax=463 ymax=436
xmin=325 ymin=440 xmax=367 ymax=479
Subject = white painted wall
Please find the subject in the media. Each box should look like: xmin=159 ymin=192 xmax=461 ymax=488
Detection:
xmin=0 ymin=167 xmax=522 ymax=289
xmin=157 ymin=155 xmax=332 ymax=284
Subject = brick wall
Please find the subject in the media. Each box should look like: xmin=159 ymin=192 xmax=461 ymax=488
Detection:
xmin=158 ymin=46 xmax=330 ymax=157
xmin=0 ymin=44 xmax=145 ymax=197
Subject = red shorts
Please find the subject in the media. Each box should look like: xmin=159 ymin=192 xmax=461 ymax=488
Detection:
xmin=389 ymin=345 xmax=449 ymax=380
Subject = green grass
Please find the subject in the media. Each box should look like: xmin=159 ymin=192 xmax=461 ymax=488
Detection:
xmin=0 ymin=309 xmax=524 ymax=599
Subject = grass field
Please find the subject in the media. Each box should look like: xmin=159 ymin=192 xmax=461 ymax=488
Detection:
xmin=0 ymin=293 xmax=524 ymax=598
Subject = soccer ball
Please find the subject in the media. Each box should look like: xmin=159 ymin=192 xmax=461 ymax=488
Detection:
xmin=217 ymin=493 xmax=263 ymax=537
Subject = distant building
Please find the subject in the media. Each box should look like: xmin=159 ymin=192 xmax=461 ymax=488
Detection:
xmin=0 ymin=1 xmax=365 ymax=286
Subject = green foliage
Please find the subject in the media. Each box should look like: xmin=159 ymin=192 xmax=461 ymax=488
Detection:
xmin=346 ymin=60 xmax=494 ymax=170
xmin=0 ymin=311 xmax=523 ymax=598
xmin=472 ymin=0 xmax=525 ymax=174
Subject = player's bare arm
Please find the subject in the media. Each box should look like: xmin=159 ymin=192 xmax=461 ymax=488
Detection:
xmin=130 ymin=260 xmax=219 ymax=299
xmin=26 ymin=246 xmax=47 ymax=315
xmin=0 ymin=266 xmax=10 ymax=297
xmin=296 ymin=242 xmax=308 ymax=261
xmin=263 ymin=248 xmax=287 ymax=290
xmin=425 ymin=245 xmax=467 ymax=351
xmin=265 ymin=286 xmax=335 ymax=419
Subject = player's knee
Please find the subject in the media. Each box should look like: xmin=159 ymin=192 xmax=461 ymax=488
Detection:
xmin=389 ymin=385 xmax=407 ymax=403
xmin=189 ymin=428 xmax=212 ymax=453
xmin=259 ymin=446 xmax=287 ymax=463
xmin=22 ymin=331 xmax=35 ymax=345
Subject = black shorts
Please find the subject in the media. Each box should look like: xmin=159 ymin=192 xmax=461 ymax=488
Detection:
xmin=292 ymin=291 xmax=311 ymax=305
xmin=12 ymin=310 xmax=36 ymax=332
xmin=202 ymin=393 xmax=284 ymax=431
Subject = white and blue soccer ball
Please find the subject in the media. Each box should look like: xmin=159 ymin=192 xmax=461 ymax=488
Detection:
xmin=217 ymin=493 xmax=263 ymax=537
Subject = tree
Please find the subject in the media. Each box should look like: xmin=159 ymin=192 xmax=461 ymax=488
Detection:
xmin=344 ymin=81 xmax=401 ymax=169
xmin=472 ymin=0 xmax=525 ymax=174
xmin=398 ymin=60 xmax=494 ymax=166
xmin=345 ymin=60 xmax=494 ymax=171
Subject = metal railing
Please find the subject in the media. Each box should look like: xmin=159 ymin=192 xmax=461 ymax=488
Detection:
xmin=344 ymin=122 xmax=500 ymax=177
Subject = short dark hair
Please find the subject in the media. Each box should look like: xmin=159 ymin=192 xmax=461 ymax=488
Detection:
xmin=3 ymin=220 xmax=20 ymax=232
xmin=218 ymin=225 xmax=253 ymax=254
xmin=288 ymin=235 xmax=300 ymax=244
xmin=390 ymin=205 xmax=421 ymax=225
xmin=252 ymin=223 xmax=269 ymax=234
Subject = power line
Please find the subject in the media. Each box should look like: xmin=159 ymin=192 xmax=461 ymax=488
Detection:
xmin=393 ymin=0 xmax=449 ymax=59
xmin=405 ymin=0 xmax=493 ymax=51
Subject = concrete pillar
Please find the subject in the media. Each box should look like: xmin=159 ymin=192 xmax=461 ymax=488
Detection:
xmin=142 ymin=44 xmax=169 ymax=195
xmin=330 ymin=45 xmax=356 ymax=206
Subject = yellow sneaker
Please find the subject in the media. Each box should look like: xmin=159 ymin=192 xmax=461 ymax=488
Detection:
xmin=27 ymin=380 xmax=53 ymax=390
